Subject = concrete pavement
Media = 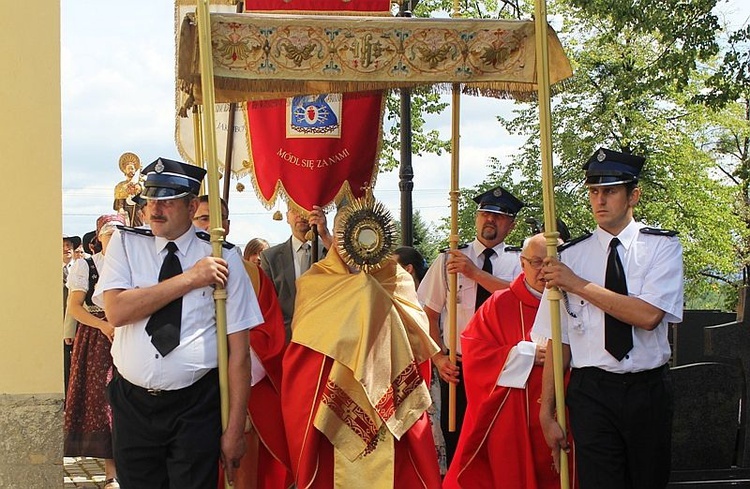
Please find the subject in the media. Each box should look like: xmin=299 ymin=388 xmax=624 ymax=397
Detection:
xmin=63 ymin=457 xmax=106 ymax=488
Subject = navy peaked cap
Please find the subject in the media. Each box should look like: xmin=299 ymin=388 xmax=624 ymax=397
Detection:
xmin=584 ymin=148 xmax=645 ymax=187
xmin=472 ymin=185 xmax=525 ymax=217
xmin=141 ymin=158 xmax=206 ymax=200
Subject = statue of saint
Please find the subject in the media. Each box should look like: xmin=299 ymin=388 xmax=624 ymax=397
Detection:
xmin=113 ymin=152 xmax=145 ymax=226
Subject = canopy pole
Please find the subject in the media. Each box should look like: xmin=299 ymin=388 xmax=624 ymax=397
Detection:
xmin=447 ymin=82 xmax=461 ymax=432
xmin=533 ymin=1 xmax=569 ymax=487
xmin=192 ymin=105 xmax=206 ymax=195
xmin=446 ymin=0 xmax=463 ymax=435
xmin=221 ymin=1 xmax=244 ymax=204
xmin=196 ymin=2 xmax=231 ymax=488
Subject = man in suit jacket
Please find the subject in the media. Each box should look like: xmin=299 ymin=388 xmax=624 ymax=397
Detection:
xmin=261 ymin=205 xmax=332 ymax=341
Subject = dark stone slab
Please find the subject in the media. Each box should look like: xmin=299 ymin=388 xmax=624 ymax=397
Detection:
xmin=670 ymin=362 xmax=743 ymax=471
xmin=668 ymin=468 xmax=750 ymax=488
xmin=705 ymin=288 xmax=750 ymax=469
xmin=671 ymin=310 xmax=736 ymax=366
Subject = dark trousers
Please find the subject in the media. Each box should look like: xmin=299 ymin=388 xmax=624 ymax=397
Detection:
xmin=107 ymin=370 xmax=221 ymax=489
xmin=567 ymin=365 xmax=673 ymax=489
xmin=63 ymin=342 xmax=73 ymax=399
xmin=440 ymin=360 xmax=466 ymax=465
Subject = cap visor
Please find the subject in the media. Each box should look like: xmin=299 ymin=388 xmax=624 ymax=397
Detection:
xmin=477 ymin=205 xmax=515 ymax=216
xmin=584 ymin=176 xmax=635 ymax=187
xmin=142 ymin=186 xmax=190 ymax=200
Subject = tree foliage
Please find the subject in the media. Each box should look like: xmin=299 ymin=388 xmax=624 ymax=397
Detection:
xmin=382 ymin=0 xmax=749 ymax=310
xmin=423 ymin=0 xmax=748 ymax=309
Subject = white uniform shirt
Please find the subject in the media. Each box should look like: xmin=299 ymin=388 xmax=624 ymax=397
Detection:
xmin=532 ymin=220 xmax=683 ymax=373
xmin=418 ymin=239 xmax=522 ymax=354
xmin=94 ymin=226 xmax=263 ymax=390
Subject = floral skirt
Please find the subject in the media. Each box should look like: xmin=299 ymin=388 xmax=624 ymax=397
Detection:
xmin=63 ymin=313 xmax=114 ymax=458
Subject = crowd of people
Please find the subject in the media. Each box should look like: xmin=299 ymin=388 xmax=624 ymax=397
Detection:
xmin=60 ymin=147 xmax=683 ymax=489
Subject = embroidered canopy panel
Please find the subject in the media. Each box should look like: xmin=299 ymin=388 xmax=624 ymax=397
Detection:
xmin=177 ymin=12 xmax=573 ymax=104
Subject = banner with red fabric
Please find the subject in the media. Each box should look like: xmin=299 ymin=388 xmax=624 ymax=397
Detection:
xmin=244 ymin=0 xmax=390 ymax=212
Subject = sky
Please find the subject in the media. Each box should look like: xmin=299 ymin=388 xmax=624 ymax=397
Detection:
xmin=61 ymin=0 xmax=750 ymax=246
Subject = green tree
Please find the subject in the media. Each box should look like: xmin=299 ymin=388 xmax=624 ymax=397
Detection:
xmin=412 ymin=210 xmax=443 ymax=263
xmin=394 ymin=210 xmax=443 ymax=264
xmin=694 ymin=25 xmax=750 ymax=307
xmin=391 ymin=0 xmax=749 ymax=310
xmin=484 ymin=0 xmax=745 ymax=309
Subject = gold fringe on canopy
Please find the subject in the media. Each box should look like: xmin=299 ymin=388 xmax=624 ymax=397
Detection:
xmin=177 ymin=12 xmax=573 ymax=106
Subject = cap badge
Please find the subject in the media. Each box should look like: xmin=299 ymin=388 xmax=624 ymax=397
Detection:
xmin=493 ymin=188 xmax=503 ymax=197
xmin=155 ymin=160 xmax=165 ymax=173
xmin=596 ymin=149 xmax=606 ymax=162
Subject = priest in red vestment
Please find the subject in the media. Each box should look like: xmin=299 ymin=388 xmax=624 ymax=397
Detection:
xmin=444 ymin=233 xmax=576 ymax=489
xmin=234 ymin=260 xmax=292 ymax=489
xmin=194 ymin=197 xmax=292 ymax=489
xmin=281 ymin=209 xmax=442 ymax=489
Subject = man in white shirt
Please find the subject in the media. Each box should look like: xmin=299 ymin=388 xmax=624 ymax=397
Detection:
xmin=96 ymin=157 xmax=263 ymax=488
xmin=535 ymin=148 xmax=683 ymax=488
xmin=417 ymin=185 xmax=525 ymax=462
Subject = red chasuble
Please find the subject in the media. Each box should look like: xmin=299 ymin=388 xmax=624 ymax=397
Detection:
xmin=282 ymin=345 xmax=440 ymax=488
xmin=443 ymin=274 xmax=575 ymax=489
xmin=220 ymin=264 xmax=292 ymax=489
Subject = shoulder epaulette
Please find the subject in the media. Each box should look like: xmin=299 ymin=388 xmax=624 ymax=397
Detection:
xmin=505 ymin=245 xmax=522 ymax=252
xmin=195 ymin=230 xmax=236 ymax=250
xmin=438 ymin=243 xmax=469 ymax=254
xmin=557 ymin=232 xmax=593 ymax=252
xmin=640 ymin=227 xmax=678 ymax=237
xmin=116 ymin=225 xmax=153 ymax=237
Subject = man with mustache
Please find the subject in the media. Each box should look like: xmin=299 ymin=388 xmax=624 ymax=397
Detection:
xmin=417 ymin=185 xmax=525 ymax=462
xmin=95 ymin=158 xmax=263 ymax=488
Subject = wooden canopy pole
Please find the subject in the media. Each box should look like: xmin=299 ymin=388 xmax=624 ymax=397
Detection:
xmin=196 ymin=2 xmax=231 ymax=487
xmin=533 ymin=0 xmax=569 ymax=486
xmin=447 ymin=0 xmax=462 ymax=433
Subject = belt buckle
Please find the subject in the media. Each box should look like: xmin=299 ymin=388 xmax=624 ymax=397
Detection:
xmin=146 ymin=388 xmax=163 ymax=396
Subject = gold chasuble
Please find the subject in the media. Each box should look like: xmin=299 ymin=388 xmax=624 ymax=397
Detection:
xmin=291 ymin=250 xmax=439 ymax=488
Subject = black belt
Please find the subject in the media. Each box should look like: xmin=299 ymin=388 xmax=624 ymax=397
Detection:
xmin=117 ymin=369 xmax=218 ymax=397
xmin=573 ymin=364 xmax=667 ymax=384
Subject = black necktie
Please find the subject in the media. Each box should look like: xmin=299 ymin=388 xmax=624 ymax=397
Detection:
xmin=146 ymin=242 xmax=182 ymax=356
xmin=475 ymin=248 xmax=496 ymax=310
xmin=604 ymin=237 xmax=633 ymax=361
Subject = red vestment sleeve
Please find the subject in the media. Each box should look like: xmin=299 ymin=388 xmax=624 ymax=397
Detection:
xmin=221 ymin=267 xmax=292 ymax=489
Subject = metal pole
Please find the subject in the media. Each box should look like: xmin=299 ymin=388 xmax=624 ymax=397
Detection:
xmin=533 ymin=0 xmax=569 ymax=486
xmin=399 ymin=3 xmax=414 ymax=247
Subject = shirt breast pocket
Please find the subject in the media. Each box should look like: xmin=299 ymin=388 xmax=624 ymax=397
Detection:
xmin=189 ymin=287 xmax=216 ymax=325
xmin=563 ymin=293 xmax=587 ymax=334
xmin=457 ymin=276 xmax=475 ymax=307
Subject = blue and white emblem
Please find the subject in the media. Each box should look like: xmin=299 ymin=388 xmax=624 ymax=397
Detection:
xmin=286 ymin=93 xmax=342 ymax=138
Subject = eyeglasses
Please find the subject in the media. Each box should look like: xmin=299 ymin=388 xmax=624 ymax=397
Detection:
xmin=521 ymin=256 xmax=544 ymax=269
